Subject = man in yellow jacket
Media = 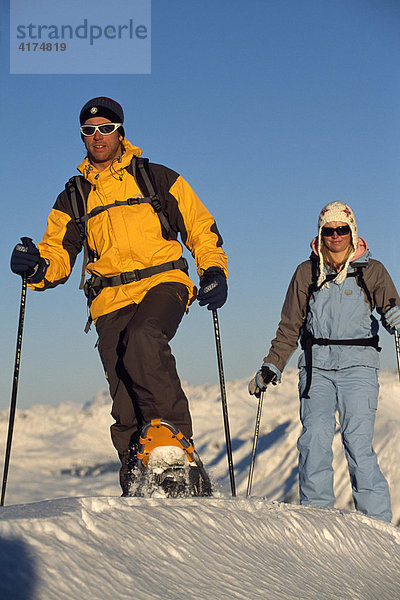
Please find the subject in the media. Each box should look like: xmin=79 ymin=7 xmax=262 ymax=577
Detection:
xmin=11 ymin=97 xmax=228 ymax=496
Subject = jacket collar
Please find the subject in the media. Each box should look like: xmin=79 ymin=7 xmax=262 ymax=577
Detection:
xmin=309 ymin=238 xmax=371 ymax=274
xmin=77 ymin=138 xmax=143 ymax=183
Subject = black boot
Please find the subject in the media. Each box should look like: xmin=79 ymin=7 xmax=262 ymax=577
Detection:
xmin=119 ymin=432 xmax=140 ymax=497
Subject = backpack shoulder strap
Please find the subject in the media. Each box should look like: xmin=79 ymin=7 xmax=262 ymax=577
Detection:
xmin=66 ymin=177 xmax=84 ymax=237
xmin=128 ymin=157 xmax=173 ymax=238
xmin=306 ymin=256 xmax=320 ymax=304
xmin=65 ymin=175 xmax=91 ymax=289
xmin=353 ymin=264 xmax=374 ymax=310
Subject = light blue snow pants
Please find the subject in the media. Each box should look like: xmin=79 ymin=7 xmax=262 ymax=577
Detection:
xmin=298 ymin=366 xmax=392 ymax=522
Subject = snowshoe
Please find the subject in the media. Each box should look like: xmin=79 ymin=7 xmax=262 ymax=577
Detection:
xmin=136 ymin=419 xmax=212 ymax=498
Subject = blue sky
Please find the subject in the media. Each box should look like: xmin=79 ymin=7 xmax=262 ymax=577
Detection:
xmin=1 ymin=0 xmax=400 ymax=410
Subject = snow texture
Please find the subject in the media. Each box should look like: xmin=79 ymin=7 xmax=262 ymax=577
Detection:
xmin=0 ymin=369 xmax=399 ymax=599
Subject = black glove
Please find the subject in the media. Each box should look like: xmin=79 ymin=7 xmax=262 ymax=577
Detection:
xmin=197 ymin=267 xmax=227 ymax=310
xmin=10 ymin=238 xmax=48 ymax=283
xmin=249 ymin=365 xmax=279 ymax=398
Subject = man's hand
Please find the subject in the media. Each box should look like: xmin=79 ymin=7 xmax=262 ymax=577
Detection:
xmin=10 ymin=238 xmax=48 ymax=283
xmin=197 ymin=267 xmax=227 ymax=310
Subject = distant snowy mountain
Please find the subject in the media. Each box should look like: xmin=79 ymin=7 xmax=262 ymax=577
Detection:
xmin=0 ymin=371 xmax=399 ymax=599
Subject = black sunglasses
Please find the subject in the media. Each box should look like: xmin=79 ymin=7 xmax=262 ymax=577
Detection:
xmin=321 ymin=225 xmax=351 ymax=237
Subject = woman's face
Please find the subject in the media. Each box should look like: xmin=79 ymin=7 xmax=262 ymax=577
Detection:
xmin=321 ymin=221 xmax=352 ymax=255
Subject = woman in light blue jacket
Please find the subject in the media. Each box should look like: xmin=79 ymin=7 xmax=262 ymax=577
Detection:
xmin=250 ymin=202 xmax=400 ymax=522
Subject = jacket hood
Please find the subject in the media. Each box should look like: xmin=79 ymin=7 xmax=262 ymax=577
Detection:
xmin=77 ymin=138 xmax=143 ymax=181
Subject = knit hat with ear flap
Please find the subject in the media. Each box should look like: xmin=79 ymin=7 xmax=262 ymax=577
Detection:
xmin=317 ymin=201 xmax=358 ymax=287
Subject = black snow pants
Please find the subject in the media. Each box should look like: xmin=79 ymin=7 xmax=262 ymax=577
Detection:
xmin=95 ymin=282 xmax=193 ymax=486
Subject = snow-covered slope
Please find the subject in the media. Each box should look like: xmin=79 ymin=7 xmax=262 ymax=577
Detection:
xmin=0 ymin=370 xmax=399 ymax=599
xmin=1 ymin=496 xmax=399 ymax=600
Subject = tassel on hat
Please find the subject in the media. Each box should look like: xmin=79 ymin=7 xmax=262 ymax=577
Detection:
xmin=317 ymin=201 xmax=358 ymax=287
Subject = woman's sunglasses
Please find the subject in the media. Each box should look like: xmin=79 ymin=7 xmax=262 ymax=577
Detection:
xmin=80 ymin=123 xmax=122 ymax=136
xmin=321 ymin=225 xmax=351 ymax=237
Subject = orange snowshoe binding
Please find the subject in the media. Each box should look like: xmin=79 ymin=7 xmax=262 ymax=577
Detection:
xmin=136 ymin=419 xmax=212 ymax=497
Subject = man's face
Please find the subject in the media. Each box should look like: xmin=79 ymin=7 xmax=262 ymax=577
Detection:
xmin=82 ymin=116 xmax=123 ymax=168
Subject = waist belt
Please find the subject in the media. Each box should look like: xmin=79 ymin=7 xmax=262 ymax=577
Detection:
xmin=83 ymin=257 xmax=188 ymax=332
xmin=300 ymin=332 xmax=381 ymax=399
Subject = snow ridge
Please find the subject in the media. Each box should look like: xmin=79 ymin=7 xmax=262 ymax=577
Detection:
xmin=0 ymin=496 xmax=399 ymax=600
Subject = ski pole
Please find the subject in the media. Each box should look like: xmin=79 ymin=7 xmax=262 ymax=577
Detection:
xmin=394 ymin=332 xmax=400 ymax=383
xmin=1 ymin=239 xmax=30 ymax=506
xmin=246 ymin=391 xmax=264 ymax=497
xmin=389 ymin=299 xmax=400 ymax=383
xmin=212 ymin=309 xmax=236 ymax=496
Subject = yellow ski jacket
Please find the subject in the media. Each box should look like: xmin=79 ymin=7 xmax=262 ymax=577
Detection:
xmin=30 ymin=139 xmax=228 ymax=321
